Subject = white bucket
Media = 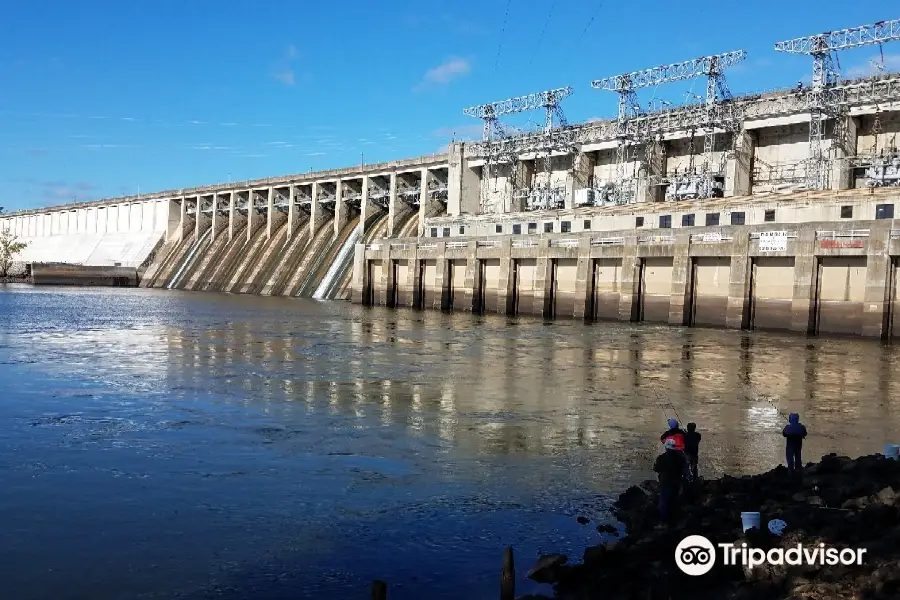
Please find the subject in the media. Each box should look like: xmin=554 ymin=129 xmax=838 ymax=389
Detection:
xmin=741 ymin=511 xmax=761 ymax=532
xmin=884 ymin=444 xmax=900 ymax=460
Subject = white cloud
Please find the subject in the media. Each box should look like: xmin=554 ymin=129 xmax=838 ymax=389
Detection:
xmin=414 ymin=57 xmax=471 ymax=91
xmin=305 ymin=152 xmax=326 ymax=156
xmin=847 ymin=54 xmax=900 ymax=78
xmin=271 ymin=43 xmax=301 ymax=86
xmin=273 ymin=69 xmax=295 ymax=86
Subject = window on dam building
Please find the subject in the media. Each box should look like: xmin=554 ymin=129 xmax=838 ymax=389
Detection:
xmin=495 ymin=224 xmax=502 ymax=234
xmin=706 ymin=213 xmax=720 ymax=226
xmin=635 ymin=216 xmax=644 ymax=227
xmin=764 ymin=209 xmax=776 ymax=222
xmin=430 ymin=227 xmax=437 ymax=237
xmin=583 ymin=219 xmax=591 ymax=230
xmin=731 ymin=212 xmax=746 ymax=225
xmin=876 ymin=204 xmax=894 ymax=220
xmin=561 ymin=221 xmax=571 ymax=233
xmin=841 ymin=205 xmax=853 ymax=219
xmin=659 ymin=215 xmax=672 ymax=229
xmin=513 ymin=224 xmax=522 ymax=235
xmin=459 ymin=226 xmax=465 ymax=234
xmin=442 ymin=228 xmax=450 ymax=237
xmin=544 ymin=222 xmax=553 ymax=233
xmin=528 ymin=222 xmax=537 ymax=233
xmin=682 ymin=214 xmax=695 ymax=227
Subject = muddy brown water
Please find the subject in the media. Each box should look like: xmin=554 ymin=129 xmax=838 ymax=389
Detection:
xmin=1 ymin=284 xmax=898 ymax=599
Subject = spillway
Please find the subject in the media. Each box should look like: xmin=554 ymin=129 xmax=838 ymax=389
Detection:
xmin=312 ymin=225 xmax=360 ymax=300
xmin=167 ymin=229 xmax=212 ymax=290
xmin=137 ymin=203 xmax=415 ymax=301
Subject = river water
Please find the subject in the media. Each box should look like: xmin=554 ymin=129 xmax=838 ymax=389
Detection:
xmin=1 ymin=285 xmax=899 ymax=600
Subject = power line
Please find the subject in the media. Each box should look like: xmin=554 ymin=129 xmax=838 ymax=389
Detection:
xmin=575 ymin=0 xmax=605 ymax=47
xmin=527 ymin=0 xmax=559 ymax=68
xmin=494 ymin=0 xmax=513 ymax=74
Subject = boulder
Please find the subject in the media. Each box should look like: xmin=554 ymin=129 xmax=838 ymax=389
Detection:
xmin=526 ymin=554 xmax=568 ymax=584
xmin=547 ymin=453 xmax=900 ymax=600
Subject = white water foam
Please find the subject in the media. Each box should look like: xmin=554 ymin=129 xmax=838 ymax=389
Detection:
xmin=312 ymin=224 xmax=361 ymax=300
xmin=167 ymin=229 xmax=211 ymax=290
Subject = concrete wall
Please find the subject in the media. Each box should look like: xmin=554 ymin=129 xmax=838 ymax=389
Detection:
xmin=354 ymin=218 xmax=900 ymax=340
xmin=423 ymin=187 xmax=900 ymax=238
xmin=0 ymin=198 xmax=168 ymax=268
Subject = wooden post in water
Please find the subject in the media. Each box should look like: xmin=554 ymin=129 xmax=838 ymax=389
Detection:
xmin=500 ymin=546 xmax=515 ymax=600
xmin=371 ymin=579 xmax=387 ymax=600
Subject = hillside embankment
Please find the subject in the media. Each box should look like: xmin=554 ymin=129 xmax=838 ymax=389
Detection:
xmin=526 ymin=453 xmax=900 ymax=600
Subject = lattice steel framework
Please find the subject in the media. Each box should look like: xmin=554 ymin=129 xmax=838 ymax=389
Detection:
xmin=462 ymin=87 xmax=574 ymax=213
xmin=463 ymin=87 xmax=574 ymax=140
xmin=775 ymin=18 xmax=900 ymax=190
xmin=590 ymin=51 xmax=746 ymax=202
xmin=466 ymin=75 xmax=900 ymax=159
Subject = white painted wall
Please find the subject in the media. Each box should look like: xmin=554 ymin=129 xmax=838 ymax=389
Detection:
xmin=0 ymin=198 xmax=170 ymax=267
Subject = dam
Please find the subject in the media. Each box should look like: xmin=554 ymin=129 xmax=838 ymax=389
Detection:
xmin=2 ymin=18 xmax=900 ymax=314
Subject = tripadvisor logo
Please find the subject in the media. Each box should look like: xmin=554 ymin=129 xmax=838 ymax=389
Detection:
xmin=675 ymin=535 xmax=867 ymax=576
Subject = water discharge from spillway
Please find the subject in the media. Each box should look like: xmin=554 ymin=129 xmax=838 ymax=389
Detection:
xmin=312 ymin=223 xmax=361 ymax=300
xmin=166 ymin=228 xmax=211 ymax=290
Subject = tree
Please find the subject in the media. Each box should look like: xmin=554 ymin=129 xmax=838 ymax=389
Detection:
xmin=0 ymin=230 xmax=27 ymax=278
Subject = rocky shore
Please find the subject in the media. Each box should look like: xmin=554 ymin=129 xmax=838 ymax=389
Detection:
xmin=529 ymin=453 xmax=900 ymax=600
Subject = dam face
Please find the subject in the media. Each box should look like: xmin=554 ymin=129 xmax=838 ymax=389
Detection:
xmin=1 ymin=72 xmax=899 ymax=307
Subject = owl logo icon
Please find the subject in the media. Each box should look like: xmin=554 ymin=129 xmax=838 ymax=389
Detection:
xmin=675 ymin=535 xmax=716 ymax=575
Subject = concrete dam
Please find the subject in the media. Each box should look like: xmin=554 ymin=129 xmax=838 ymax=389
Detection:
xmin=3 ymin=17 xmax=900 ymax=318
xmin=1 ymin=155 xmax=449 ymax=300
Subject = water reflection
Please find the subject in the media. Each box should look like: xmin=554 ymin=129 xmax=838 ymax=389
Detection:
xmin=3 ymin=285 xmax=900 ymax=600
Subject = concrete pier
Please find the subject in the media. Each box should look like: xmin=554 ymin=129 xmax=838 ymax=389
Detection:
xmin=353 ymin=193 xmax=900 ymax=340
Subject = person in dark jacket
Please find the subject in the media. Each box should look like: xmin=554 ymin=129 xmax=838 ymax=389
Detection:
xmin=782 ymin=413 xmax=808 ymax=475
xmin=654 ymin=439 xmax=684 ymax=523
xmin=684 ymin=422 xmax=701 ymax=480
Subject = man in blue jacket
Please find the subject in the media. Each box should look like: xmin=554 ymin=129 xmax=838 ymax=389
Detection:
xmin=782 ymin=413 xmax=808 ymax=475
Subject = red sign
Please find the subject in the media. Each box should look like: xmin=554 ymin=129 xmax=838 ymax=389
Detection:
xmin=819 ymin=239 xmax=864 ymax=249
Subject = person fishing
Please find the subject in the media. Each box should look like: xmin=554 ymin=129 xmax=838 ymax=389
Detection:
xmin=660 ymin=417 xmax=686 ymax=450
xmin=654 ymin=439 xmax=684 ymax=524
xmin=684 ymin=422 xmax=701 ymax=480
xmin=660 ymin=418 xmax=691 ymax=481
xmin=782 ymin=413 xmax=808 ymax=475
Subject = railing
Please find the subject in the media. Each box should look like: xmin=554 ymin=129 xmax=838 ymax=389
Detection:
xmin=446 ymin=241 xmax=469 ymax=249
xmin=549 ymin=238 xmax=580 ymax=248
xmin=891 ymin=229 xmax=900 ymax=239
xmin=365 ymin=243 xmax=381 ymax=251
xmin=389 ymin=242 xmax=409 ymax=250
xmin=512 ymin=240 xmax=538 ymax=248
xmin=637 ymin=235 xmax=676 ymax=244
xmin=590 ymin=236 xmax=625 ymax=246
xmin=417 ymin=243 xmax=438 ymax=250
xmin=477 ymin=240 xmax=501 ymax=248
xmin=816 ymin=229 xmax=870 ymax=240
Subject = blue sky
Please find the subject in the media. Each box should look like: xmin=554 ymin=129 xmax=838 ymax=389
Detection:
xmin=1 ymin=1 xmax=897 ymax=211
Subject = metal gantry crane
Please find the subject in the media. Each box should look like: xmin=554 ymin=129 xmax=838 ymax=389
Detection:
xmin=775 ymin=18 xmax=900 ymax=190
xmin=591 ymin=50 xmax=746 ymax=203
xmin=463 ymin=87 xmax=574 ymax=213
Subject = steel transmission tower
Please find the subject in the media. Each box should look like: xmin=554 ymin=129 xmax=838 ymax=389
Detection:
xmin=463 ymin=87 xmax=574 ymax=213
xmin=775 ymin=18 xmax=900 ymax=190
xmin=591 ymin=50 xmax=746 ymax=203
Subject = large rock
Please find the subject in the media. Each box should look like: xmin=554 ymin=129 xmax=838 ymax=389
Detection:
xmin=548 ymin=453 xmax=900 ymax=600
xmin=526 ymin=554 xmax=568 ymax=584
